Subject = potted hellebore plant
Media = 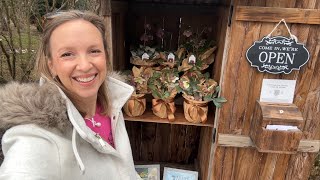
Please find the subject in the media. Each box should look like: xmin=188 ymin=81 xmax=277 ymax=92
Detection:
xmin=130 ymin=45 xmax=160 ymax=67
xmin=178 ymin=71 xmax=226 ymax=123
xmin=147 ymin=67 xmax=180 ymax=121
xmin=130 ymin=22 xmax=160 ymax=66
xmin=123 ymin=66 xmax=154 ymax=117
xmin=178 ymin=27 xmax=217 ymax=72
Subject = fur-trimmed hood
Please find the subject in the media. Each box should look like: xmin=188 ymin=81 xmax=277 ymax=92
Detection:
xmin=0 ymin=72 xmax=129 ymax=133
xmin=0 ymin=82 xmax=71 ymax=133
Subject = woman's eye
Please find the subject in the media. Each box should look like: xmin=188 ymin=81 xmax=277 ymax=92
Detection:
xmin=90 ymin=49 xmax=101 ymax=54
xmin=61 ymin=52 xmax=72 ymax=57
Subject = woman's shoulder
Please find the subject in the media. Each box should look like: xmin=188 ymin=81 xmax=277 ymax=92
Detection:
xmin=0 ymin=82 xmax=71 ymax=133
xmin=1 ymin=124 xmax=62 ymax=179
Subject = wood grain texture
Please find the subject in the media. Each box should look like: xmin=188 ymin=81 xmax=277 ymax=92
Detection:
xmin=125 ymin=121 xmax=201 ymax=164
xmin=213 ymin=0 xmax=320 ymax=179
xmin=250 ymin=101 xmax=304 ymax=153
xmin=197 ymin=127 xmax=214 ymax=180
xmin=217 ymin=133 xmax=320 ymax=153
xmin=236 ymin=6 xmax=320 ymax=24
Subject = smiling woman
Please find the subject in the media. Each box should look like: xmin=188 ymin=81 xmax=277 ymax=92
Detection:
xmin=0 ymin=10 xmax=141 ymax=180
xmin=48 ymin=19 xmax=107 ymax=117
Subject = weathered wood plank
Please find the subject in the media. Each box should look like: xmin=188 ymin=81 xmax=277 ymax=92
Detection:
xmin=217 ymin=134 xmax=254 ymax=147
xmin=125 ymin=121 xmax=142 ymax=161
xmin=236 ymin=6 xmax=320 ymax=24
xmin=259 ymin=154 xmax=279 ymax=180
xmin=233 ymin=148 xmax=264 ymax=180
xmin=214 ymin=0 xmax=320 ymax=179
xmin=273 ymin=154 xmax=290 ymax=180
xmin=211 ymin=147 xmax=225 ymax=180
xmin=197 ymin=127 xmax=214 ymax=180
xmin=217 ymin=133 xmax=320 ymax=152
xmin=140 ymin=123 xmax=157 ymax=161
xmin=154 ymin=123 xmax=171 ymax=162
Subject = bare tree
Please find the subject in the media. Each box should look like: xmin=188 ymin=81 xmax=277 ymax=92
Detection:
xmin=0 ymin=0 xmax=102 ymax=83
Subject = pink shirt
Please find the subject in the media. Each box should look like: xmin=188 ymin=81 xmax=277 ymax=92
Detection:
xmin=84 ymin=106 xmax=114 ymax=148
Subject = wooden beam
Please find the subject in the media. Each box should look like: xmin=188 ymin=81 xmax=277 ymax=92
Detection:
xmin=217 ymin=133 xmax=320 ymax=153
xmin=99 ymin=0 xmax=114 ymax=70
xmin=127 ymin=2 xmax=221 ymax=15
xmin=235 ymin=6 xmax=320 ymax=25
xmin=217 ymin=134 xmax=255 ymax=148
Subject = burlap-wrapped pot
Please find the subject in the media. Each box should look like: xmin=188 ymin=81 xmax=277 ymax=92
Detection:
xmin=152 ymin=98 xmax=176 ymax=121
xmin=123 ymin=94 xmax=146 ymax=117
xmin=183 ymin=94 xmax=209 ymax=123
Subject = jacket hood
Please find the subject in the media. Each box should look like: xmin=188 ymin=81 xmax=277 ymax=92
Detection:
xmin=0 ymin=71 xmax=131 ymax=133
xmin=0 ymin=82 xmax=71 ymax=133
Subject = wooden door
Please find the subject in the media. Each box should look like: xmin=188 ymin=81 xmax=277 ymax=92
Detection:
xmin=212 ymin=0 xmax=320 ymax=179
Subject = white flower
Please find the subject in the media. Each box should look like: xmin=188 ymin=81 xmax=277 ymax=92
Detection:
xmin=183 ymin=80 xmax=190 ymax=89
xmin=172 ymin=76 xmax=179 ymax=83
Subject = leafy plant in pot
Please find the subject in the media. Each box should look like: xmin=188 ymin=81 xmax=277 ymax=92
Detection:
xmin=147 ymin=67 xmax=180 ymax=121
xmin=177 ymin=70 xmax=226 ymax=123
xmin=130 ymin=22 xmax=160 ymax=67
xmin=178 ymin=27 xmax=217 ymax=72
xmin=123 ymin=66 xmax=154 ymax=117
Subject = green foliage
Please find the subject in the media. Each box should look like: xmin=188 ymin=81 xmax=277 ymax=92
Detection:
xmin=148 ymin=68 xmax=179 ymax=100
xmin=179 ymin=70 xmax=226 ymax=107
xmin=130 ymin=45 xmax=159 ymax=60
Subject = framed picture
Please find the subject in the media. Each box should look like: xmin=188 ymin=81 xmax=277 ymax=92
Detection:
xmin=163 ymin=167 xmax=198 ymax=180
xmin=135 ymin=164 xmax=160 ymax=180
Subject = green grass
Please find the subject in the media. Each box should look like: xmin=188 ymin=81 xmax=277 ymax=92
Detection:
xmin=0 ymin=28 xmax=41 ymax=82
xmin=1 ymin=30 xmax=40 ymax=51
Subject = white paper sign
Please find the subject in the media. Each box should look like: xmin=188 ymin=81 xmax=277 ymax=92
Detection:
xmin=260 ymin=79 xmax=296 ymax=103
xmin=142 ymin=53 xmax=149 ymax=60
xmin=167 ymin=53 xmax=175 ymax=63
xmin=188 ymin=55 xmax=196 ymax=64
xmin=266 ymin=125 xmax=299 ymax=131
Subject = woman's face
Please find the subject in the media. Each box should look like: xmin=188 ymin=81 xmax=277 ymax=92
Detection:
xmin=48 ymin=19 xmax=107 ymax=102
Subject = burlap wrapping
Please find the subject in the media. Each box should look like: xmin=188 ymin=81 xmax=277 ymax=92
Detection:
xmin=123 ymin=94 xmax=146 ymax=117
xmin=130 ymin=57 xmax=157 ymax=67
xmin=183 ymin=95 xmax=209 ymax=123
xmin=152 ymin=98 xmax=176 ymax=121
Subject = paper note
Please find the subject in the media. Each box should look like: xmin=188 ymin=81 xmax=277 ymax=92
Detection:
xmin=266 ymin=125 xmax=299 ymax=131
xmin=260 ymin=79 xmax=296 ymax=103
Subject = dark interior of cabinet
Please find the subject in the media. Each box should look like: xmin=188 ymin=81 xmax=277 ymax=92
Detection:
xmin=111 ymin=0 xmax=231 ymax=178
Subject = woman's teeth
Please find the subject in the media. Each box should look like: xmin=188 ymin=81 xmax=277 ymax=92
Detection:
xmin=75 ymin=75 xmax=95 ymax=83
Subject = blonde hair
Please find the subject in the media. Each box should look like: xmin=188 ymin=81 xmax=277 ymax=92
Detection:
xmin=36 ymin=10 xmax=111 ymax=116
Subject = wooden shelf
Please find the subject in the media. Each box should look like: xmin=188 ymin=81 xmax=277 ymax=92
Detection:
xmin=124 ymin=105 xmax=215 ymax=127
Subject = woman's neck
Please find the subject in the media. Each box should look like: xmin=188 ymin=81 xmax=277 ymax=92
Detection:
xmin=71 ymin=95 xmax=97 ymax=118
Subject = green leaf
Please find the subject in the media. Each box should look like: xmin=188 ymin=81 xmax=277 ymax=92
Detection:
xmin=176 ymin=86 xmax=183 ymax=93
xmin=214 ymin=97 xmax=227 ymax=103
xmin=148 ymin=84 xmax=157 ymax=90
xmin=203 ymin=95 xmax=212 ymax=101
xmin=152 ymin=90 xmax=161 ymax=99
xmin=213 ymin=100 xmax=222 ymax=108
xmin=164 ymin=91 xmax=170 ymax=98
xmin=215 ymin=86 xmax=221 ymax=92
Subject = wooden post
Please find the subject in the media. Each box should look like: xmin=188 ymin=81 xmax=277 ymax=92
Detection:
xmin=99 ymin=0 xmax=114 ymax=70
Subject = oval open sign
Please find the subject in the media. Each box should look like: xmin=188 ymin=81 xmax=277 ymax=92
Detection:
xmin=246 ymin=36 xmax=310 ymax=74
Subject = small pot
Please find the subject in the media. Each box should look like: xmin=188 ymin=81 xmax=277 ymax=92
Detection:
xmin=123 ymin=94 xmax=146 ymax=117
xmin=183 ymin=94 xmax=209 ymax=123
xmin=151 ymin=98 xmax=176 ymax=121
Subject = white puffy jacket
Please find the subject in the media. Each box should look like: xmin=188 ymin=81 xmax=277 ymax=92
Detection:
xmin=0 ymin=75 xmax=141 ymax=180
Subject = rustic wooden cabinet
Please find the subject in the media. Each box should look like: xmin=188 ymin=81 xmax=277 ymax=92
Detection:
xmin=105 ymin=0 xmax=320 ymax=179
